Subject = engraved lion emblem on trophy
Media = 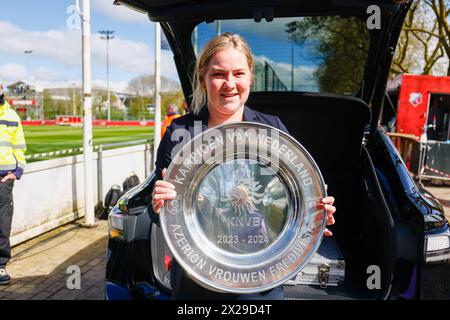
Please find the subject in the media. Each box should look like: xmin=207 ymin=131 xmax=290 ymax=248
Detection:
xmin=227 ymin=168 xmax=265 ymax=216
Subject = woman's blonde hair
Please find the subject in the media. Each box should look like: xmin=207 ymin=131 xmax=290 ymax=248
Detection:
xmin=191 ymin=32 xmax=254 ymax=115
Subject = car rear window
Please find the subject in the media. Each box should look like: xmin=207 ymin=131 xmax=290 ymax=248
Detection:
xmin=193 ymin=16 xmax=370 ymax=96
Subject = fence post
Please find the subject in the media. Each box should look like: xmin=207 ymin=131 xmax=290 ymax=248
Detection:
xmin=144 ymin=143 xmax=149 ymax=177
xmin=97 ymin=145 xmax=104 ymax=206
xmin=264 ymin=61 xmax=269 ymax=92
xmin=147 ymin=143 xmax=154 ymax=174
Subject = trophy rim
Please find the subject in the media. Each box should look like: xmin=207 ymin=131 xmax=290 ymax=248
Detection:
xmin=160 ymin=121 xmax=327 ymax=294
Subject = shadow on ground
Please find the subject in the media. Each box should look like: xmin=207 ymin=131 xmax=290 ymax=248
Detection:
xmin=0 ymin=236 xmax=107 ymax=300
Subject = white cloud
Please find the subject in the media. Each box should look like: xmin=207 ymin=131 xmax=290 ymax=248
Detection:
xmin=0 ymin=21 xmax=80 ymax=67
xmin=34 ymin=67 xmax=65 ymax=83
xmin=0 ymin=20 xmax=150 ymax=71
xmin=0 ymin=63 xmax=75 ymax=89
xmin=0 ymin=20 xmax=179 ymax=87
xmin=91 ymin=0 xmax=150 ymax=24
xmin=0 ymin=63 xmax=28 ymax=83
xmin=0 ymin=63 xmax=144 ymax=93
xmin=93 ymin=36 xmax=153 ymax=72
xmin=0 ymin=61 xmax=169 ymax=94
xmin=91 ymin=78 xmax=131 ymax=93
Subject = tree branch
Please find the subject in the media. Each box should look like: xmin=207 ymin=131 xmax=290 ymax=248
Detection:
xmin=403 ymin=27 xmax=440 ymax=38
xmin=392 ymin=60 xmax=408 ymax=73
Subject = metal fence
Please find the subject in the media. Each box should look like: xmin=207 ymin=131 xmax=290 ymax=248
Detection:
xmin=26 ymin=139 xmax=152 ymax=161
xmin=11 ymin=142 xmax=153 ymax=246
xmin=252 ymin=60 xmax=288 ymax=92
xmin=388 ymin=133 xmax=450 ymax=183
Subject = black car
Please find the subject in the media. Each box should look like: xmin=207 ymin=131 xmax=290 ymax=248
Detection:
xmin=105 ymin=0 xmax=450 ymax=300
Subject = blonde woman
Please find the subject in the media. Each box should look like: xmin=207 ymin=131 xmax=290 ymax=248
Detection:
xmin=151 ymin=33 xmax=336 ymax=300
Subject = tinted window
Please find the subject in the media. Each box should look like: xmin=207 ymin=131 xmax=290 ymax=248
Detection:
xmin=194 ymin=17 xmax=370 ymax=95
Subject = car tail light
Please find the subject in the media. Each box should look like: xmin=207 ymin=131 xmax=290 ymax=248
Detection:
xmin=425 ymin=233 xmax=450 ymax=263
xmin=427 ymin=235 xmax=450 ymax=252
xmin=109 ymin=212 xmax=126 ymax=240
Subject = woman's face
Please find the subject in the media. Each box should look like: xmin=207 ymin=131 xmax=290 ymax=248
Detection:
xmin=203 ymin=47 xmax=253 ymax=117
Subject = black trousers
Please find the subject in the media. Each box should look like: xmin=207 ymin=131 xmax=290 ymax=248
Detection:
xmin=0 ymin=179 xmax=14 ymax=268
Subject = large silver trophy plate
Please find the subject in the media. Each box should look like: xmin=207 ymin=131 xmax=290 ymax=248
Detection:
xmin=160 ymin=122 xmax=327 ymax=293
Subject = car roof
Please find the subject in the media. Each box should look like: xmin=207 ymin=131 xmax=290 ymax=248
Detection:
xmin=114 ymin=0 xmax=407 ymax=22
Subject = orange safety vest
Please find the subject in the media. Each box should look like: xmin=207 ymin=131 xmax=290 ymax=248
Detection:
xmin=161 ymin=113 xmax=181 ymax=138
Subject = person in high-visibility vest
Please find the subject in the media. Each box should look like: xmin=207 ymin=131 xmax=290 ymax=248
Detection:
xmin=161 ymin=104 xmax=181 ymax=138
xmin=0 ymin=80 xmax=26 ymax=285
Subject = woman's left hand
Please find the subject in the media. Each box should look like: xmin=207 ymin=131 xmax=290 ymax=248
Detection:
xmin=1 ymin=173 xmax=17 ymax=183
xmin=320 ymin=196 xmax=336 ymax=237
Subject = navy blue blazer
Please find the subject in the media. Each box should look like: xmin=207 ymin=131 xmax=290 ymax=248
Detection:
xmin=155 ymin=105 xmax=289 ymax=178
xmin=153 ymin=105 xmax=289 ymax=300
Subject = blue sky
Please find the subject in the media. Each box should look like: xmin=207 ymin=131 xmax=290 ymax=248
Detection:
xmin=0 ymin=0 xmax=178 ymax=92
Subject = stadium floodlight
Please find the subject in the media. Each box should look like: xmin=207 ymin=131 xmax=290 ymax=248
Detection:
xmin=98 ymin=30 xmax=115 ymax=122
xmin=24 ymin=50 xmax=33 ymax=82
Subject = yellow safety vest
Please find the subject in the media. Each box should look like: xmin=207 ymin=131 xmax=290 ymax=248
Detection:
xmin=0 ymin=101 xmax=26 ymax=179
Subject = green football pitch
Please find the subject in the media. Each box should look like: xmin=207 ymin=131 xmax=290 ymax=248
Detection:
xmin=24 ymin=125 xmax=154 ymax=159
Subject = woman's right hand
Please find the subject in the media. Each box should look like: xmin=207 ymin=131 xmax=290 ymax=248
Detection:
xmin=151 ymin=168 xmax=177 ymax=214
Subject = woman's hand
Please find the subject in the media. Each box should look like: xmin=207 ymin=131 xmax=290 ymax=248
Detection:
xmin=151 ymin=168 xmax=177 ymax=214
xmin=319 ymin=196 xmax=336 ymax=237
xmin=1 ymin=173 xmax=17 ymax=183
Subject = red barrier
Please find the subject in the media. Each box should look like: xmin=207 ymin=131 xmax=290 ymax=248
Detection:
xmin=22 ymin=120 xmax=58 ymax=126
xmin=57 ymin=116 xmax=82 ymax=125
xmin=23 ymin=120 xmax=155 ymax=126
xmin=92 ymin=120 xmax=155 ymax=126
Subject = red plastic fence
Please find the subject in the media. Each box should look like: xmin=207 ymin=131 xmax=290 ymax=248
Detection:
xmin=22 ymin=120 xmax=155 ymax=126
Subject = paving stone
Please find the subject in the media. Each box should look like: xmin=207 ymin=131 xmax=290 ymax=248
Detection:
xmin=50 ymin=288 xmax=72 ymax=300
xmin=87 ymin=257 xmax=103 ymax=266
xmin=15 ymin=292 xmax=34 ymax=300
xmin=7 ymin=219 xmax=108 ymax=300
xmin=30 ymin=290 xmax=55 ymax=300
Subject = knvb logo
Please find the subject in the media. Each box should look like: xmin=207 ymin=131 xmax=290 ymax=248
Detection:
xmin=367 ymin=5 xmax=381 ymax=30
xmin=66 ymin=4 xmax=81 ymax=31
xmin=228 ymin=168 xmax=264 ymax=216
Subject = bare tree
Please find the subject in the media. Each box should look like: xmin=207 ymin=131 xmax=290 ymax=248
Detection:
xmin=127 ymin=74 xmax=181 ymax=96
xmin=392 ymin=1 xmax=445 ymax=77
xmin=423 ymin=0 xmax=450 ymax=75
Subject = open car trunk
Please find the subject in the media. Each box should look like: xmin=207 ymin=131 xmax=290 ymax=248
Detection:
xmin=150 ymin=92 xmax=396 ymax=299
xmin=249 ymin=92 xmax=396 ymax=299
xmin=113 ymin=0 xmax=409 ymax=300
